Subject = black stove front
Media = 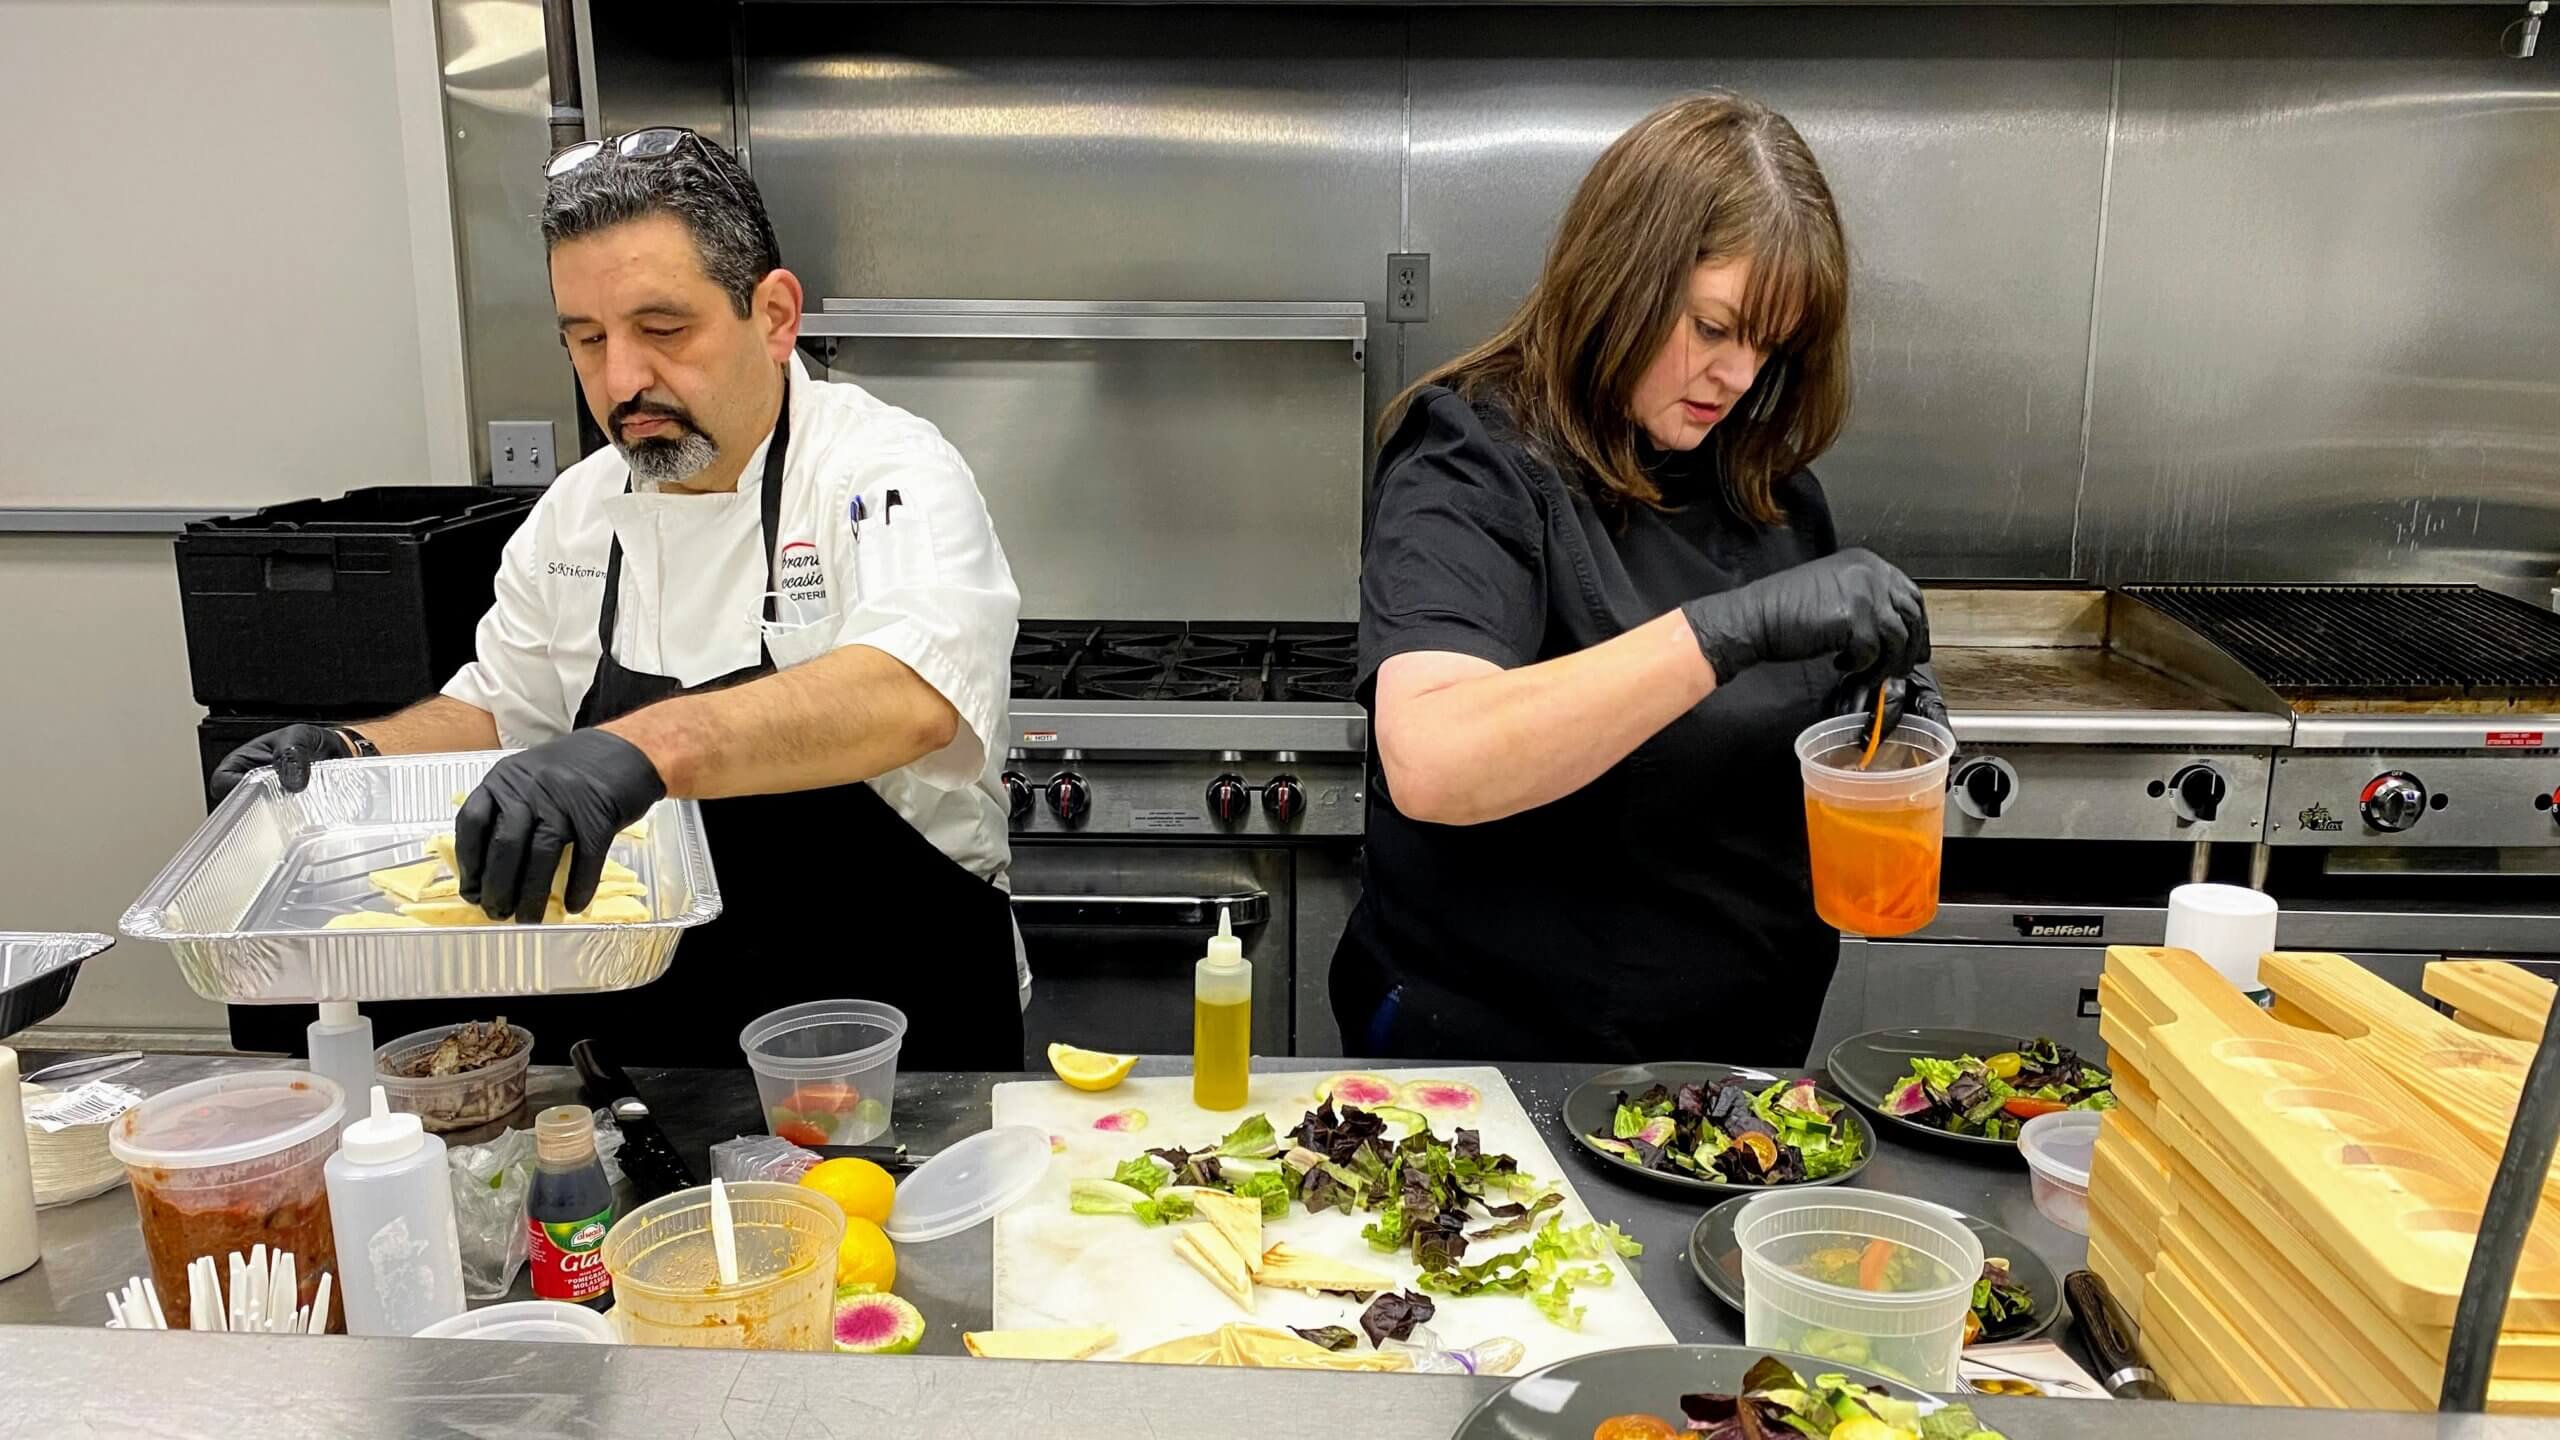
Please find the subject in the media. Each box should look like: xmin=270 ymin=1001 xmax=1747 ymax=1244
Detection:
xmin=1011 ymin=620 xmax=1360 ymax=704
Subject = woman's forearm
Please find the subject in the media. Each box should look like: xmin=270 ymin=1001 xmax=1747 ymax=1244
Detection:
xmin=1376 ymin=610 xmax=1717 ymax=825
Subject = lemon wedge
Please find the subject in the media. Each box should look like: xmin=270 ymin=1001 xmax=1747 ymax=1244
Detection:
xmin=1047 ymin=1042 xmax=1138 ymax=1092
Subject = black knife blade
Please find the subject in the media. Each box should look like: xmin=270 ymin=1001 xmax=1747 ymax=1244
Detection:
xmin=570 ymin=1038 xmax=698 ymax=1203
xmin=808 ymin=1143 xmax=930 ymax=1173
xmin=2065 ymin=1269 xmax=2173 ymax=1400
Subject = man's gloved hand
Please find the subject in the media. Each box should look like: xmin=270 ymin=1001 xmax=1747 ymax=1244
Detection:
xmin=1680 ymin=548 xmax=1930 ymax=686
xmin=456 ymin=729 xmax=667 ymax=923
xmin=209 ymin=724 xmax=358 ymax=803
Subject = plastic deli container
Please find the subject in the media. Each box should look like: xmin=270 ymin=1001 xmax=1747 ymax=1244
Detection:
xmin=373 ymin=1023 xmax=535 ymax=1135
xmin=414 ymin=1299 xmax=620 ymax=1343
xmin=2018 ymin=1110 xmax=2101 ymax=1236
xmin=1795 ymin=714 xmax=1954 ymax=939
xmin=1735 ymin=1189 xmax=1984 ymax=1392
xmin=108 ymin=1071 xmax=347 ymax=1330
xmin=741 ymin=1000 xmax=905 ymax=1147
xmin=601 ymin=1182 xmax=844 ymax=1351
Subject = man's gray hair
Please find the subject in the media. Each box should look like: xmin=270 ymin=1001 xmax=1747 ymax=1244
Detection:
xmin=541 ymin=135 xmax=782 ymax=317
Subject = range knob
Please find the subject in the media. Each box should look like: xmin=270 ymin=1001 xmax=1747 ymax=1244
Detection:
xmin=1951 ymin=757 xmax=2015 ymax=821
xmin=2170 ymin=763 xmax=2227 ymax=824
xmin=1206 ymin=773 xmax=1252 ymax=825
xmin=1263 ymin=774 xmax=1306 ymax=824
xmin=2360 ymin=771 xmax=2427 ymax=833
xmin=1001 ymin=770 xmax=1034 ymax=823
xmin=1046 ymin=771 xmax=1091 ymax=825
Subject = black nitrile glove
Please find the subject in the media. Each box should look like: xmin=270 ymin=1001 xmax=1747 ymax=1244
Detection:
xmin=1830 ymin=664 xmax=1950 ymax=740
xmin=209 ymin=723 xmax=358 ymax=803
xmin=456 ymin=729 xmax=667 ymax=923
xmin=1680 ymin=548 xmax=1930 ymax=685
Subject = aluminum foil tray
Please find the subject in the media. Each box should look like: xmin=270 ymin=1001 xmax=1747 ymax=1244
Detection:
xmin=120 ymin=752 xmax=721 ymax=1004
xmin=0 ymin=931 xmax=113 ymax=1036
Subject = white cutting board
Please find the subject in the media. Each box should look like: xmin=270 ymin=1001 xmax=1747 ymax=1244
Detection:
xmin=991 ymin=1066 xmax=1676 ymax=1366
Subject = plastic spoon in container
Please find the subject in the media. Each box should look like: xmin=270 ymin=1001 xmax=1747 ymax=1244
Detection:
xmin=709 ymin=1178 xmax=740 ymax=1287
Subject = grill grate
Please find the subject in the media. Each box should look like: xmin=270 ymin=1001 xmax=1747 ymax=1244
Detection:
xmin=2122 ymin=584 xmax=2560 ymax=696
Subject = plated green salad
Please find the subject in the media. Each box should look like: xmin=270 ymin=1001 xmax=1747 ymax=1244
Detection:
xmin=1587 ymin=1077 xmax=1864 ymax=1185
xmin=1882 ymin=1038 xmax=2113 ymax=1142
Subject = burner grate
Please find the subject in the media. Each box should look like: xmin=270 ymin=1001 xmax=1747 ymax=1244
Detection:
xmin=2122 ymin=584 xmax=2560 ymax=696
xmin=1011 ymin=620 xmax=1360 ymax=703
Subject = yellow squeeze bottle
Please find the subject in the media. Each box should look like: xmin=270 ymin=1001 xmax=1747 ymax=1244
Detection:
xmin=1192 ymin=906 xmax=1252 ymax=1111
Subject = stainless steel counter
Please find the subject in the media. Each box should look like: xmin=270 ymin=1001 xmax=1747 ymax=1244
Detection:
xmin=6 ymin=1053 xmax=2550 ymax=1437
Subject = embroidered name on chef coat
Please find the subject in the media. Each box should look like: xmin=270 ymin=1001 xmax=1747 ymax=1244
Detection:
xmin=776 ymin=538 xmax=830 ymax=626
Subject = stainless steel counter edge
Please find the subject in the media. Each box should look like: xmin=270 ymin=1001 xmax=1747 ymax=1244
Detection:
xmin=1951 ymin=711 xmax=2293 ymax=748
xmin=9 ymin=1326 xmax=2556 ymax=1439
xmin=2289 ymin=714 xmax=2560 ymax=750
xmin=1910 ymin=901 xmax=2560 ymax=952
xmin=1008 ymin=700 xmax=1370 ymax=755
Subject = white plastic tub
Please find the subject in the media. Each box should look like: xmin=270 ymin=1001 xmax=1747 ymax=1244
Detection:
xmin=414 ymin=1299 xmax=619 ymax=1343
xmin=1735 ymin=1189 xmax=1983 ymax=1391
xmin=2018 ymin=1109 xmax=2101 ymax=1236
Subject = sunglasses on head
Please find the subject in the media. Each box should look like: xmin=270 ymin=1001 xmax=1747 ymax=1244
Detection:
xmin=544 ymin=126 xmax=746 ymax=206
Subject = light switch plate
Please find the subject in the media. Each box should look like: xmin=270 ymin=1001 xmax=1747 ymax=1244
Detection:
xmin=489 ymin=421 xmax=557 ymax=486
xmin=1388 ymin=252 xmax=1430 ymax=323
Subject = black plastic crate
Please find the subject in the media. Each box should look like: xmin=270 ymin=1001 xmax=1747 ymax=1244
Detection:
xmin=177 ymin=486 xmax=540 ymax=713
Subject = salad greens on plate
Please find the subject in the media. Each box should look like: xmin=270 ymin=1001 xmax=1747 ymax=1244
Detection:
xmin=1883 ymin=1037 xmax=2113 ymax=1142
xmin=1588 ymin=1076 xmax=1864 ymax=1185
xmin=1597 ymin=1354 xmax=2006 ymax=1440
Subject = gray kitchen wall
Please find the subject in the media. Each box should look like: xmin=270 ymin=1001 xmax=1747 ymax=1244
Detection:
xmin=573 ymin=3 xmax=2558 ymax=598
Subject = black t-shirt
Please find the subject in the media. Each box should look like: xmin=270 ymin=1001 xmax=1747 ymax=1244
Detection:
xmin=1333 ymin=385 xmax=1841 ymax=1065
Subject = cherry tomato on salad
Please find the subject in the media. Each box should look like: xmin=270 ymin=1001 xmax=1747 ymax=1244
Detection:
xmin=2001 ymin=1096 xmax=2067 ymax=1119
xmin=773 ymin=1119 xmax=830 ymax=1147
xmin=1984 ymin=1051 xmax=2024 ymax=1079
xmin=1591 ymin=1415 xmax=1682 ymax=1440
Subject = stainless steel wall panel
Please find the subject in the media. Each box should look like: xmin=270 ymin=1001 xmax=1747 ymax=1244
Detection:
xmin=589 ymin=1 xmax=738 ymax=147
xmin=2080 ymin=7 xmax=2560 ymax=598
xmin=741 ymin=5 xmax=1411 ymax=429
xmin=1404 ymin=8 xmax=2118 ymax=579
xmin=440 ymin=0 xmax=590 ymax=478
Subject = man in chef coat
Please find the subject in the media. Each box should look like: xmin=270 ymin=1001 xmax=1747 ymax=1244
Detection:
xmin=212 ymin=129 xmax=1025 ymax=1067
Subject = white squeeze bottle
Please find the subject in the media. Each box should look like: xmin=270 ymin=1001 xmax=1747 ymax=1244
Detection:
xmin=0 ymin=1047 xmax=38 ymax=1281
xmin=1192 ymin=906 xmax=1252 ymax=1111
xmin=325 ymin=1085 xmax=465 ymax=1336
xmin=307 ymin=1002 xmax=375 ymax=1137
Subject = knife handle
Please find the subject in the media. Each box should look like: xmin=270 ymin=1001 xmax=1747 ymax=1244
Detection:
xmin=2065 ymin=1269 xmax=2173 ymax=1400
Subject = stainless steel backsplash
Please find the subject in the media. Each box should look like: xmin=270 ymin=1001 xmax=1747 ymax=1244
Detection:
xmin=500 ymin=4 xmax=2559 ymax=597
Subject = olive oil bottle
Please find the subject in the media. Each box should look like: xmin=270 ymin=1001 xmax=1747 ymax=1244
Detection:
xmin=1192 ymin=906 xmax=1251 ymax=1111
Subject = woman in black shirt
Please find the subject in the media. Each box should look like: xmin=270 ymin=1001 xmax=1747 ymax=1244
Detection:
xmin=1334 ymin=92 xmax=1940 ymax=1065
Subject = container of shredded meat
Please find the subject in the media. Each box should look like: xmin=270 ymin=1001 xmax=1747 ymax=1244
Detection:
xmin=108 ymin=1070 xmax=346 ymax=1330
xmin=373 ymin=1020 xmax=533 ymax=1136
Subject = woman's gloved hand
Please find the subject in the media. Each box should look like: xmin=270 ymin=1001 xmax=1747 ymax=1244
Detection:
xmin=1680 ymin=548 xmax=1930 ymax=685
xmin=1829 ymin=666 xmax=1950 ymax=737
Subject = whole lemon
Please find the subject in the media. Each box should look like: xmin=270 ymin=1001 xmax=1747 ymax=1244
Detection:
xmin=833 ymin=1215 xmax=898 ymax=1294
xmin=801 ymin=1156 xmax=898 ymax=1225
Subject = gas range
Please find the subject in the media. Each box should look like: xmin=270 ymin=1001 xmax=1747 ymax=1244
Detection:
xmin=1000 ymin=621 xmax=1370 ymax=840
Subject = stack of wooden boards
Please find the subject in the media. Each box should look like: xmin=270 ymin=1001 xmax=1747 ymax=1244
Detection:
xmin=2087 ymin=945 xmax=2560 ymax=1413
xmin=2426 ymin=961 xmax=2557 ymax=1043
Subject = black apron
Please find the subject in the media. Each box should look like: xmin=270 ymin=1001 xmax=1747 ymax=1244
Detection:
xmin=316 ymin=382 xmax=1024 ymax=1070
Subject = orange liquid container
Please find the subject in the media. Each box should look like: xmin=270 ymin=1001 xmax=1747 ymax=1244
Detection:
xmin=1794 ymin=714 xmax=1954 ymax=939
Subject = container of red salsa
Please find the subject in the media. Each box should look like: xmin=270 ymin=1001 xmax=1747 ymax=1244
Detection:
xmin=108 ymin=1070 xmax=346 ymax=1330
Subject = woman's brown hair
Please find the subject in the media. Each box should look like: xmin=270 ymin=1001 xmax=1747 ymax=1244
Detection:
xmin=1385 ymin=91 xmax=1850 ymax=524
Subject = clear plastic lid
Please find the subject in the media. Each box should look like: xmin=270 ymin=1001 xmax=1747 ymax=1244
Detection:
xmin=413 ymin=1299 xmax=619 ymax=1344
xmin=108 ymin=1070 xmax=346 ymax=1171
xmin=882 ymin=1124 xmax=1052 ymax=1244
xmin=2017 ymin=1109 xmax=2101 ymax=1189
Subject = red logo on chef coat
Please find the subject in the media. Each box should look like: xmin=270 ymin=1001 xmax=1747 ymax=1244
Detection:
xmin=777 ymin=540 xmax=828 ymax=607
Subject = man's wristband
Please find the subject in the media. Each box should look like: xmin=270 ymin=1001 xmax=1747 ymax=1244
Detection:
xmin=334 ymin=727 xmax=381 ymax=758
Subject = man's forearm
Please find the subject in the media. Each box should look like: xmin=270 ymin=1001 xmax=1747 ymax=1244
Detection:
xmin=357 ymin=695 xmax=502 ymax=755
xmin=601 ymin=645 xmax=960 ymax=800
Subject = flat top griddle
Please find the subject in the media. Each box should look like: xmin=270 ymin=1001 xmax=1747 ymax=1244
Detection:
xmin=1931 ymin=645 xmax=2246 ymax=715
xmin=2120 ymin=584 xmax=2560 ymax=712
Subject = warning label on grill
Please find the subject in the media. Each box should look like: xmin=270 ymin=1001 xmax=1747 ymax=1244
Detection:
xmin=2487 ymin=731 xmax=2546 ymax=749
xmin=1130 ymin=809 xmax=1196 ymax=831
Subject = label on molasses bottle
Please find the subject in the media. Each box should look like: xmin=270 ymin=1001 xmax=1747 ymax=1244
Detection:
xmin=528 ymin=1206 xmax=615 ymax=1304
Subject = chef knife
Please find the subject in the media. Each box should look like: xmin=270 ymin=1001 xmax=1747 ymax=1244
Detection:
xmin=809 ymin=1143 xmax=931 ymax=1173
xmin=569 ymin=1038 xmax=698 ymax=1203
xmin=2064 ymin=1269 xmax=2173 ymax=1400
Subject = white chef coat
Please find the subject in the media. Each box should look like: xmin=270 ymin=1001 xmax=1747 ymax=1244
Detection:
xmin=444 ymin=354 xmax=1027 ymax=991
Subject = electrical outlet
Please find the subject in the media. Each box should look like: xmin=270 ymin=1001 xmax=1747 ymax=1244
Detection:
xmin=489 ymin=421 xmax=557 ymax=486
xmin=1387 ymin=252 xmax=1430 ymax=323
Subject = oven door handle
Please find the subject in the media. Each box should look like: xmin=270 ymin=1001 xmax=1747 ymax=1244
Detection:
xmin=1009 ymin=890 xmax=1271 ymax=929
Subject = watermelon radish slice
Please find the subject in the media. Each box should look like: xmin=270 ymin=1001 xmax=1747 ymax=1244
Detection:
xmin=1092 ymin=1108 xmax=1148 ymax=1133
xmin=1314 ymin=1072 xmax=1398 ymax=1107
xmin=833 ymin=1290 xmax=925 ymax=1354
xmin=1399 ymin=1080 xmax=1482 ymax=1115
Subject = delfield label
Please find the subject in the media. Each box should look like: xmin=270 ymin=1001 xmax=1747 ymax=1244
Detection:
xmin=2014 ymin=914 xmax=2104 ymax=940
